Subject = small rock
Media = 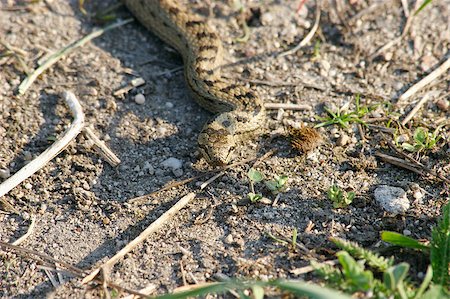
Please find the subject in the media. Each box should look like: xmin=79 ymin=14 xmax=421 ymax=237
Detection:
xmin=420 ymin=54 xmax=438 ymax=72
xmin=259 ymin=197 xmax=272 ymax=205
xmin=165 ymin=102 xmax=174 ymax=108
xmin=0 ymin=168 xmax=11 ymax=179
xmin=161 ymin=157 xmax=182 ymax=170
xmin=134 ymin=93 xmax=145 ymax=104
xmin=403 ymin=229 xmax=412 ymax=236
xmin=336 ymin=134 xmax=350 ymax=146
xmin=225 ymin=234 xmax=234 ymax=244
xmin=374 ymin=185 xmax=410 ymax=215
xmin=412 ymin=190 xmax=424 ymax=200
xmin=436 ymin=99 xmax=449 ymax=111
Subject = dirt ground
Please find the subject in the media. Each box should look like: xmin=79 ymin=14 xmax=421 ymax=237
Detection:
xmin=0 ymin=0 xmax=449 ymax=298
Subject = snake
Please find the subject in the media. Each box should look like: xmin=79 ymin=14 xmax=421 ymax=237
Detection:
xmin=123 ymin=0 xmax=265 ymax=166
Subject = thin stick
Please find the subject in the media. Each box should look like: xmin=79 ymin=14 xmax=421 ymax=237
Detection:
xmin=278 ymin=0 xmax=321 ymax=58
xmin=82 ymin=192 xmax=197 ymax=284
xmin=397 ymin=56 xmax=450 ymax=104
xmin=375 ymin=152 xmax=423 ymax=175
xmin=244 ymin=78 xmax=326 ymax=91
xmin=384 ymin=138 xmax=450 ymax=184
xmin=12 ymin=215 xmax=37 ymax=245
xmin=401 ymin=92 xmax=432 ymax=125
xmin=83 ymin=127 xmax=121 ymax=167
xmin=0 ymin=91 xmax=84 ymax=198
xmin=18 ymin=18 xmax=133 ymax=95
xmin=264 ymin=102 xmax=312 ymax=111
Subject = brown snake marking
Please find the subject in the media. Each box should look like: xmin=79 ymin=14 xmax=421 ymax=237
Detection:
xmin=124 ymin=0 xmax=265 ymax=165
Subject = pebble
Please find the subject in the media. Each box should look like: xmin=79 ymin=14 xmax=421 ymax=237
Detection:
xmin=403 ymin=229 xmax=411 ymax=236
xmin=336 ymin=134 xmax=350 ymax=146
xmin=165 ymin=102 xmax=174 ymax=108
xmin=225 ymin=234 xmax=234 ymax=244
xmin=161 ymin=157 xmax=182 ymax=170
xmin=134 ymin=93 xmax=145 ymax=104
xmin=0 ymin=168 xmax=10 ymax=179
xmin=24 ymin=182 xmax=32 ymax=190
xmin=374 ymin=185 xmax=410 ymax=215
xmin=436 ymin=99 xmax=449 ymax=111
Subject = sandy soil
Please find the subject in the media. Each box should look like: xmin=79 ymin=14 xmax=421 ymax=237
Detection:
xmin=0 ymin=0 xmax=449 ymax=298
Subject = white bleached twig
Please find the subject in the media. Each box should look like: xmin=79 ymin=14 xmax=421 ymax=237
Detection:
xmin=0 ymin=91 xmax=84 ymax=198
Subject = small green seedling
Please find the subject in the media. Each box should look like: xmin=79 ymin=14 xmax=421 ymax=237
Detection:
xmin=247 ymin=169 xmax=289 ymax=202
xmin=312 ymin=39 xmax=321 ymax=60
xmin=315 ymin=95 xmax=373 ymax=128
xmin=265 ymin=175 xmax=288 ymax=195
xmin=401 ymin=127 xmax=442 ymax=153
xmin=247 ymin=168 xmax=263 ymax=202
xmin=327 ymin=185 xmax=355 ymax=208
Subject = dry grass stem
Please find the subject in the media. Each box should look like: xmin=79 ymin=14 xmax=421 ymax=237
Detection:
xmin=264 ymin=102 xmax=313 ymax=110
xmin=83 ymin=127 xmax=121 ymax=167
xmin=18 ymin=18 xmax=133 ymax=95
xmin=0 ymin=91 xmax=84 ymax=198
xmin=278 ymin=0 xmax=321 ymax=58
xmin=397 ymin=56 xmax=450 ymax=105
xmin=12 ymin=215 xmax=37 ymax=245
xmin=82 ymin=192 xmax=197 ymax=284
xmin=401 ymin=92 xmax=432 ymax=125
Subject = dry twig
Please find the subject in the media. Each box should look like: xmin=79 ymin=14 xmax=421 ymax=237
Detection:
xmin=12 ymin=215 xmax=37 ymax=245
xmin=278 ymin=0 xmax=321 ymax=58
xmin=18 ymin=18 xmax=133 ymax=95
xmin=397 ymin=57 xmax=450 ymax=105
xmin=0 ymin=91 xmax=84 ymax=198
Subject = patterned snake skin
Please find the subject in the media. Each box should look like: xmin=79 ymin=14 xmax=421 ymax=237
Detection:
xmin=124 ymin=0 xmax=265 ymax=165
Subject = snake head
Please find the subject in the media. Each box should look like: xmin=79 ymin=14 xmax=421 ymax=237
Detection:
xmin=198 ymin=113 xmax=237 ymax=166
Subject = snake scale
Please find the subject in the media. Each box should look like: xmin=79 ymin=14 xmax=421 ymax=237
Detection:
xmin=123 ymin=0 xmax=265 ymax=165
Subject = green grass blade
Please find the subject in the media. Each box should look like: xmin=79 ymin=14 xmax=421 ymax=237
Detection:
xmin=430 ymin=202 xmax=450 ymax=287
xmin=153 ymin=282 xmax=233 ymax=299
xmin=381 ymin=231 xmax=430 ymax=250
xmin=414 ymin=0 xmax=433 ymax=15
xmin=272 ymin=280 xmax=352 ymax=299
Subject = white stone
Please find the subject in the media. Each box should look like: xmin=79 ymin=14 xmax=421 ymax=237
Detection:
xmin=374 ymin=185 xmax=410 ymax=215
xmin=0 ymin=168 xmax=10 ymax=179
xmin=134 ymin=93 xmax=145 ymax=104
xmin=161 ymin=157 xmax=182 ymax=170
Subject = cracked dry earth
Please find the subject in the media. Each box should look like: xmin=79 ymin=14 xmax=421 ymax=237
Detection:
xmin=0 ymin=0 xmax=449 ymax=298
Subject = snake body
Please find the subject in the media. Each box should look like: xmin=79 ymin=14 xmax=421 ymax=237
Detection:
xmin=124 ymin=0 xmax=265 ymax=165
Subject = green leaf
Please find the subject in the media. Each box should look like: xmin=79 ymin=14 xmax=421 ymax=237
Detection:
xmin=247 ymin=168 xmax=263 ymax=183
xmin=430 ymin=202 xmax=450 ymax=286
xmin=337 ymin=251 xmax=373 ymax=291
xmin=248 ymin=192 xmax=263 ymax=203
xmin=414 ymin=0 xmax=433 ymax=15
xmin=414 ymin=127 xmax=427 ymax=144
xmin=383 ymin=263 xmax=410 ymax=291
xmin=402 ymin=142 xmax=417 ymax=152
xmin=265 ymin=180 xmax=278 ymax=191
xmin=271 ymin=280 xmax=352 ymax=299
xmin=418 ymin=285 xmax=450 ymax=299
xmin=251 ymin=284 xmax=265 ymax=299
xmin=153 ymin=282 xmax=233 ymax=299
xmin=414 ymin=265 xmax=433 ymax=299
xmin=381 ymin=231 xmax=430 ymax=250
